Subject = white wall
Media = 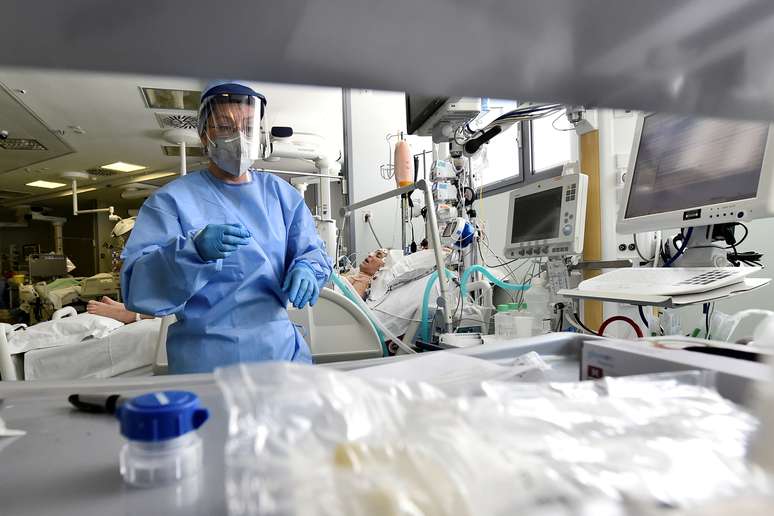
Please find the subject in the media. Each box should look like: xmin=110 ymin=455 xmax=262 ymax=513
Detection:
xmin=598 ymin=109 xmax=774 ymax=339
xmin=349 ymin=90 xmax=408 ymax=261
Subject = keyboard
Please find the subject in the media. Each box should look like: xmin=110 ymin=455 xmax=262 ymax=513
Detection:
xmin=577 ymin=267 xmax=761 ymax=296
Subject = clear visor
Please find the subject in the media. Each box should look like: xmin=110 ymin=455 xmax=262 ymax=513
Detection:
xmin=199 ymin=94 xmax=264 ymax=159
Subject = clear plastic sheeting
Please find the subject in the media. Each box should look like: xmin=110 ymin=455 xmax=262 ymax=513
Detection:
xmin=215 ymin=364 xmax=770 ymax=516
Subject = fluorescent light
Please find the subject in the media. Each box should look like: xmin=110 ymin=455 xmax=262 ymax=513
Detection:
xmin=133 ymin=171 xmax=177 ymax=182
xmin=101 ymin=162 xmax=146 ymax=173
xmin=26 ymin=180 xmax=66 ymax=189
xmin=49 ymin=187 xmax=97 ymax=199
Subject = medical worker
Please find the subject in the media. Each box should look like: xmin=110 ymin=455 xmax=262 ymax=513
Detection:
xmin=121 ymin=81 xmax=332 ymax=373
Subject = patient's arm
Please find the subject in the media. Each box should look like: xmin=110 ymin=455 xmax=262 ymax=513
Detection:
xmin=86 ymin=296 xmax=153 ymax=324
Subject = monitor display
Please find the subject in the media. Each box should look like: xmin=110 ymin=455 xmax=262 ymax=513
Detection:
xmin=406 ymin=95 xmax=448 ymax=135
xmin=510 ymin=187 xmax=563 ymax=243
xmin=625 ymin=113 xmax=769 ymax=219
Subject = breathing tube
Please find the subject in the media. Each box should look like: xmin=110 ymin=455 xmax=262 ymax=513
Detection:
xmin=460 ymin=265 xmax=530 ymax=298
xmin=419 ymin=265 xmax=530 ymax=343
xmin=329 ymin=272 xmax=412 ymax=355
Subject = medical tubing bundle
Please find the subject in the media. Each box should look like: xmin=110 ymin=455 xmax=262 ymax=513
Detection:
xmin=419 ymin=269 xmax=454 ymax=343
xmin=330 ymin=272 xmax=414 ymax=355
xmin=420 ymin=265 xmax=529 ymax=342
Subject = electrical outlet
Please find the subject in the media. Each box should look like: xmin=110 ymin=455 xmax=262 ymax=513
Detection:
xmin=363 ymin=211 xmax=373 ymax=223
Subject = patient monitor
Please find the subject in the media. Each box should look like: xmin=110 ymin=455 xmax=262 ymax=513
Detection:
xmin=618 ymin=113 xmax=774 ymax=233
xmin=503 ymin=174 xmax=588 ymax=259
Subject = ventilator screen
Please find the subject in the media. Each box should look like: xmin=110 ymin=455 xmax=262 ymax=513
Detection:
xmin=511 ymin=187 xmax=563 ymax=243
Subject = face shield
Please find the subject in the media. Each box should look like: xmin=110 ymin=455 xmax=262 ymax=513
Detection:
xmin=198 ymin=86 xmax=268 ymax=176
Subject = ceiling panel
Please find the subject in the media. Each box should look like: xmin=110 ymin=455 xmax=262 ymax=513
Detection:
xmin=0 ymin=68 xmax=344 ymax=209
xmin=0 ymin=83 xmax=74 ymax=175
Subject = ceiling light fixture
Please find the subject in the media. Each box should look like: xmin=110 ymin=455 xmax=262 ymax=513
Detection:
xmin=26 ymin=180 xmax=66 ymax=189
xmin=133 ymin=171 xmax=177 ymax=182
xmin=101 ymin=161 xmax=146 ymax=173
xmin=141 ymin=87 xmax=200 ymax=110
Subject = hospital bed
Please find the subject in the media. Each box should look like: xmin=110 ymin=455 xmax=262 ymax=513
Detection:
xmin=1 ymin=287 xmax=385 ymax=381
xmin=0 ymin=308 xmax=160 ymax=381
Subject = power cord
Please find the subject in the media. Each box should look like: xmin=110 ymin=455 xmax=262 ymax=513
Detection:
xmin=572 ymin=312 xmax=597 ymax=335
xmin=633 ymin=234 xmax=655 ymax=264
xmin=365 ymin=215 xmax=383 ymax=248
xmin=662 ymin=227 xmax=693 ymax=267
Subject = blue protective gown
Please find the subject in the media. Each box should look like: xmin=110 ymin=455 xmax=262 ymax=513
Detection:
xmin=120 ymin=169 xmax=332 ymax=374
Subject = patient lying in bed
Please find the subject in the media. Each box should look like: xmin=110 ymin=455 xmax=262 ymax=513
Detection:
xmin=342 ymin=249 xmax=453 ymax=341
xmin=343 ymin=250 xmax=388 ymax=299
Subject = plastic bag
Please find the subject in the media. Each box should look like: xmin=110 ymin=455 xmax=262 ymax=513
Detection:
xmin=216 ymin=363 xmax=769 ymax=516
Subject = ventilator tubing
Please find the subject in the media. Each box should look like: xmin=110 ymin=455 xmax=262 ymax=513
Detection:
xmin=330 ymin=272 xmax=410 ymax=355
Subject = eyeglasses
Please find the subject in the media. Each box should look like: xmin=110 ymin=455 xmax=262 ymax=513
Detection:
xmin=209 ymin=118 xmax=255 ymax=137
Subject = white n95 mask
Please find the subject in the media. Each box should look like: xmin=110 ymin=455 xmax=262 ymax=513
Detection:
xmin=208 ymin=134 xmax=254 ymax=177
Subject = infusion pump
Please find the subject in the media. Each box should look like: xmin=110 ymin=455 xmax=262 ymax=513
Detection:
xmin=503 ymin=174 xmax=588 ymax=259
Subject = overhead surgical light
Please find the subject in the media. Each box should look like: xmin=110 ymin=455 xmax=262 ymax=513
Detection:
xmin=62 ymin=171 xmax=120 ymax=220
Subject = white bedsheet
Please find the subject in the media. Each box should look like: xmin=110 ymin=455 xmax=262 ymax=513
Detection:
xmin=21 ymin=318 xmax=160 ymax=380
xmin=367 ymin=275 xmax=443 ymax=337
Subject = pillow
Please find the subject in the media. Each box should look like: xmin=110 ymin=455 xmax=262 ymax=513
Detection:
xmin=6 ymin=313 xmax=124 ymax=355
xmin=369 ymin=249 xmax=445 ymax=302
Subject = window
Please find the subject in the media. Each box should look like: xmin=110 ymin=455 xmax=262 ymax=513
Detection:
xmin=478 ymin=123 xmax=521 ymax=187
xmin=531 ymin=109 xmax=574 ymax=172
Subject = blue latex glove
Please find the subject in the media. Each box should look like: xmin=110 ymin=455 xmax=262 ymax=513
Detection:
xmin=282 ymin=265 xmax=319 ymax=309
xmin=193 ymin=223 xmax=251 ymax=262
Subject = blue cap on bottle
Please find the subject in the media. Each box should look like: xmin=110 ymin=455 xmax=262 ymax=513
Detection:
xmin=116 ymin=391 xmax=209 ymax=442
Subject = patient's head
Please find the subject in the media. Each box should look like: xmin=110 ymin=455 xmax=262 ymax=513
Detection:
xmin=359 ymin=249 xmax=387 ymax=276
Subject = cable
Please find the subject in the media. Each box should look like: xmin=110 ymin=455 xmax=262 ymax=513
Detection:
xmin=598 ymin=315 xmax=644 ymax=338
xmin=703 ymin=302 xmax=715 ymax=339
xmin=334 ymin=216 xmax=348 ymax=271
xmin=366 ymin=217 xmax=383 ymax=248
xmin=476 ymin=241 xmax=520 ymax=268
xmin=572 ymin=312 xmax=597 ymax=335
xmin=730 ymin=222 xmax=749 ymax=248
xmin=638 ymin=305 xmax=649 ymax=328
xmin=633 ymin=234 xmax=655 ymax=264
xmin=637 ymin=305 xmax=664 ymax=335
xmin=663 ymin=227 xmax=693 ymax=267
xmin=550 ymin=111 xmax=575 ymax=132
xmin=370 ymin=307 xmax=422 ymax=322
xmin=555 ymin=307 xmax=564 ymax=332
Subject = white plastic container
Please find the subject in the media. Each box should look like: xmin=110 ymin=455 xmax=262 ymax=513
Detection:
xmin=495 ymin=304 xmax=533 ymax=339
xmin=116 ymin=390 xmax=210 ymax=487
xmin=510 ymin=313 xmax=535 ymax=338
xmin=494 ymin=306 xmax=515 ymax=338
xmin=120 ymin=433 xmax=203 ymax=486
xmin=522 ymin=278 xmax=553 ymax=335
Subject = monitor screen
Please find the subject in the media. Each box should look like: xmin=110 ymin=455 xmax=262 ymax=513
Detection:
xmin=625 ymin=113 xmax=769 ymax=219
xmin=511 ymin=187 xmax=563 ymax=243
xmin=406 ymin=95 xmax=448 ymax=134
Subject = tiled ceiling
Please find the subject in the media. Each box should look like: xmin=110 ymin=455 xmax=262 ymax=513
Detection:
xmin=0 ymin=68 xmax=344 ymax=210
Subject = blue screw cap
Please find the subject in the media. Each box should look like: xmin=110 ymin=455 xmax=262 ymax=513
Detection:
xmin=116 ymin=391 xmax=209 ymax=442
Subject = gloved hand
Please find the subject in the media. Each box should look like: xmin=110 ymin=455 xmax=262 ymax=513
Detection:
xmin=282 ymin=265 xmax=320 ymax=309
xmin=193 ymin=223 xmax=251 ymax=262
